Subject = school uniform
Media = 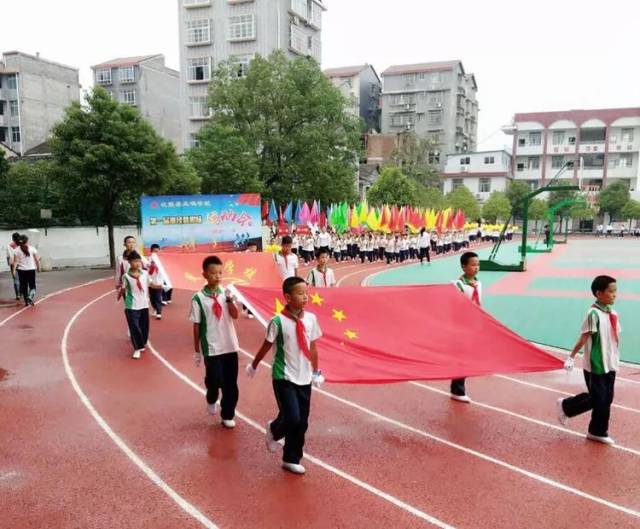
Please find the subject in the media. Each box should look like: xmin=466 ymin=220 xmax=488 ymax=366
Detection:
xmin=399 ymin=238 xmax=409 ymax=262
xmin=386 ymin=238 xmax=395 ymax=264
xmin=275 ymin=252 xmax=299 ymax=280
xmin=302 ymin=238 xmax=315 ymax=264
xmin=451 ymin=275 xmax=483 ymax=397
xmin=430 ymin=233 xmax=438 ymax=253
xmin=365 ymin=238 xmax=374 ymax=263
xmin=306 ymin=267 xmax=336 ymax=288
xmin=317 ymin=232 xmax=331 ymax=255
xmin=190 ymin=286 xmax=240 ymax=421
xmin=292 ymin=236 xmax=300 ymax=256
xmin=418 ymin=233 xmax=431 ymax=263
xmin=6 ymin=242 xmax=20 ymax=299
xmin=122 ymin=271 xmax=151 ymax=352
xmin=115 ymin=252 xmax=149 ymax=290
xmin=436 ymin=236 xmax=444 ymax=255
xmin=13 ymin=245 xmax=38 ymax=305
xmin=147 ymin=255 xmax=166 ymax=316
xmin=340 ymin=239 xmax=348 ymax=262
xmin=377 ymin=237 xmax=386 ymax=261
xmin=409 ymin=237 xmax=418 ymax=260
xmin=265 ymin=309 xmax=322 ymax=465
xmin=561 ymin=303 xmax=621 ymax=438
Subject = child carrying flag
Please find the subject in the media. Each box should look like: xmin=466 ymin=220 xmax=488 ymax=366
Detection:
xmin=246 ymin=276 xmax=324 ymax=475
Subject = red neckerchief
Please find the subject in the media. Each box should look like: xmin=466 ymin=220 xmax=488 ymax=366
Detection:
xmin=148 ymin=261 xmax=158 ymax=276
xmin=279 ymin=251 xmax=290 ymax=270
xmin=461 ymin=275 xmax=480 ymax=306
xmin=281 ymin=306 xmax=313 ymax=362
xmin=592 ymin=303 xmax=619 ymax=344
xmin=203 ymin=286 xmax=223 ymax=320
xmin=128 ymin=271 xmax=144 ymax=292
xmin=316 ymin=267 xmax=327 ymax=287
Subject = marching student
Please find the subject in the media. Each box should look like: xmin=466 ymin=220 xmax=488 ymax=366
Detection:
xmin=11 ymin=235 xmax=40 ymax=307
xmin=436 ymin=232 xmax=444 ymax=255
xmin=393 ymin=234 xmax=401 ymax=263
xmin=302 ymin=234 xmax=315 ymax=265
xmin=409 ymin=234 xmax=418 ymax=261
xmin=246 ymin=276 xmax=324 ymax=475
xmin=399 ymin=235 xmax=409 ymax=263
xmin=190 ymin=255 xmax=240 ymax=428
xmin=306 ymin=249 xmax=336 ymax=287
xmin=117 ymin=251 xmax=160 ymax=359
xmin=114 ymin=235 xmax=148 ymax=291
xmin=418 ymin=228 xmax=431 ymax=265
xmin=275 ymin=236 xmax=299 ymax=280
xmin=317 ymin=227 xmax=331 ymax=256
xmin=430 ymin=230 xmax=438 ymax=253
xmin=6 ymin=232 xmax=20 ymax=301
xmin=333 ymin=235 xmax=342 ymax=263
xmin=557 ymin=275 xmax=621 ymax=445
xmin=291 ymin=232 xmax=300 ymax=257
xmin=148 ymin=244 xmax=173 ymax=319
xmin=450 ymin=251 xmax=483 ymax=403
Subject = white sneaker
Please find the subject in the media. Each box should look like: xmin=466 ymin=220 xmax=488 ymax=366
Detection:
xmin=161 ymin=301 xmax=168 ymax=306
xmin=451 ymin=394 xmax=471 ymax=403
xmin=155 ymin=313 xmax=162 ymax=320
xmin=265 ymin=421 xmax=279 ymax=453
xmin=132 ymin=349 xmax=142 ymax=360
xmin=586 ymin=433 xmax=615 ymax=445
xmin=282 ymin=462 xmax=306 ymax=475
xmin=207 ymin=402 xmax=218 ymax=416
xmin=222 ymin=419 xmax=236 ymax=429
xmin=556 ymin=398 xmax=569 ymax=426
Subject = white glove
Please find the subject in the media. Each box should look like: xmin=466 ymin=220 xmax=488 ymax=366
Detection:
xmin=224 ymin=288 xmax=236 ymax=303
xmin=245 ymin=363 xmax=257 ymax=378
xmin=193 ymin=352 xmax=202 ymax=367
xmin=312 ymin=370 xmax=325 ymax=388
xmin=564 ymin=357 xmax=574 ymax=372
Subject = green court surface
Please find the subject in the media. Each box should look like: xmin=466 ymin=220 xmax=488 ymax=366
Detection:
xmin=369 ymin=239 xmax=640 ymax=364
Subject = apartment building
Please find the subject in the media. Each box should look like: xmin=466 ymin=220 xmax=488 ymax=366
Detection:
xmin=178 ymin=0 xmax=326 ymax=150
xmin=92 ymin=55 xmax=181 ymax=148
xmin=0 ymin=51 xmax=79 ymax=155
xmin=442 ymin=149 xmax=512 ymax=202
xmin=380 ymin=60 xmax=478 ymax=168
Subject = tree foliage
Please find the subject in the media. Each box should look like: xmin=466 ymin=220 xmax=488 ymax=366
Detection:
xmin=620 ymin=199 xmax=640 ymax=220
xmin=416 ymin=185 xmax=445 ymax=211
xmin=505 ymin=180 xmax=530 ymax=218
xmin=367 ymin=166 xmax=417 ymax=206
xmin=482 ymin=191 xmax=512 ymax=223
xmin=389 ymin=132 xmax=441 ymax=189
xmin=597 ymin=181 xmax=631 ymax=219
xmin=445 ymin=185 xmax=481 ymax=220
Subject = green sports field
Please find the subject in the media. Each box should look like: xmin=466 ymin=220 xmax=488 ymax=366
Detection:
xmin=369 ymin=239 xmax=640 ymax=364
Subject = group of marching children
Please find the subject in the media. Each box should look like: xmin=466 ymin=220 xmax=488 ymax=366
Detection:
xmin=114 ymin=236 xmax=173 ymax=360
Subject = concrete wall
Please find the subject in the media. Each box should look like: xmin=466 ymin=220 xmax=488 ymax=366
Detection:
xmin=358 ymin=65 xmax=381 ymax=132
xmin=139 ymin=61 xmax=182 ymax=148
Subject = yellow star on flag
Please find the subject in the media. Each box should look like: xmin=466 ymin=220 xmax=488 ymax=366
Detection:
xmin=243 ymin=267 xmax=257 ymax=281
xmin=310 ymin=293 xmax=324 ymax=306
xmin=274 ymin=298 xmax=285 ymax=315
xmin=344 ymin=329 xmax=358 ymax=340
xmin=332 ymin=309 xmax=347 ymax=322
xmin=224 ymin=261 xmax=235 ymax=274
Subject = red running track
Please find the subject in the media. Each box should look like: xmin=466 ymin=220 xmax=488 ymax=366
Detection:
xmin=1 ymin=257 xmax=639 ymax=529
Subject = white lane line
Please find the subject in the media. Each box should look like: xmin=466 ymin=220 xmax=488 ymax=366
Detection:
xmin=495 ymin=374 xmax=640 ymax=415
xmin=235 ymin=348 xmax=640 ymax=520
xmin=0 ymin=276 xmax=110 ymax=328
xmin=62 ymin=291 xmax=219 ymax=529
xmin=0 ymin=471 xmax=18 ymax=482
xmin=146 ymin=341 xmax=455 ymax=529
xmin=409 ymin=382 xmax=640 ymax=457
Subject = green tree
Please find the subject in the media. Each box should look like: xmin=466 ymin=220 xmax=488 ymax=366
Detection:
xmin=547 ymin=179 xmax=578 ymax=216
xmin=188 ymin=123 xmax=261 ymax=194
xmin=0 ymin=150 xmax=9 ymax=180
xmin=505 ymin=180 xmax=531 ymax=218
xmin=597 ymin=181 xmax=630 ymax=219
xmin=389 ymin=132 xmax=441 ymax=189
xmin=160 ymin=156 xmax=202 ymax=195
xmin=482 ymin=191 xmax=512 ymax=223
xmin=199 ymin=52 xmax=361 ymax=205
xmin=415 ymin=185 xmax=445 ymax=210
xmin=50 ymin=87 xmax=187 ymax=267
xmin=528 ymin=198 xmax=548 ymax=232
xmin=620 ymin=199 xmax=640 ymax=230
xmin=367 ymin=166 xmax=417 ymax=206
xmin=445 ymin=185 xmax=481 ymax=220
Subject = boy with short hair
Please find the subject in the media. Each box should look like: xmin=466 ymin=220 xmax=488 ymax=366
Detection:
xmin=275 ymin=236 xmax=299 ymax=279
xmin=306 ymin=249 xmax=336 ymax=287
xmin=246 ymin=276 xmax=324 ymax=475
xmin=557 ymin=275 xmax=621 ymax=445
xmin=450 ymin=251 xmax=482 ymax=403
xmin=190 ymin=255 xmax=241 ymax=429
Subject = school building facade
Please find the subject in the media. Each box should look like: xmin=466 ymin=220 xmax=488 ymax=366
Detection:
xmin=503 ymin=108 xmax=640 ymax=200
xmin=178 ymin=0 xmax=326 ymax=151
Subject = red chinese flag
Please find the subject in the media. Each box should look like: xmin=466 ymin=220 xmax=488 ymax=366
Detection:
xmin=237 ymin=285 xmax=563 ymax=384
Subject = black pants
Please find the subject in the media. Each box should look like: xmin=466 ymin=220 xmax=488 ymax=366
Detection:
xmin=451 ymin=378 xmax=466 ymax=396
xmin=162 ymin=288 xmax=173 ymax=302
xmin=359 ymin=251 xmax=366 ymax=264
xmin=204 ymin=352 xmax=239 ymax=421
xmin=430 ymin=241 xmax=437 ymax=252
xmin=125 ymin=308 xmax=149 ymax=350
xmin=562 ymin=370 xmax=616 ymax=437
xmin=270 ymin=379 xmax=311 ymax=464
xmin=419 ymin=247 xmax=431 ymax=263
xmin=150 ymin=288 xmax=163 ymax=315
xmin=17 ymin=269 xmax=36 ymax=304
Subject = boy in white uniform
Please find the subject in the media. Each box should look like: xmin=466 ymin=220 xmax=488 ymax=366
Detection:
xmin=275 ymin=236 xmax=299 ymax=279
xmin=190 ymin=255 xmax=240 ymax=428
xmin=307 ymin=249 xmax=336 ymax=287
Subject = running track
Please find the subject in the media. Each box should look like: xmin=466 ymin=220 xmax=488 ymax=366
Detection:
xmin=1 ymin=257 xmax=639 ymax=529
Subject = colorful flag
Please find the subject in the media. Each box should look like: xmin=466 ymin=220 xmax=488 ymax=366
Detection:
xmin=268 ymin=200 xmax=278 ymax=223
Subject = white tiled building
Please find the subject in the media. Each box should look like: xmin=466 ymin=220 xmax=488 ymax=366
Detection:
xmin=442 ymin=149 xmax=512 ymax=202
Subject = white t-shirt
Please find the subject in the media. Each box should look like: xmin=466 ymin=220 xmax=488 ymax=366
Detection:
xmin=418 ymin=233 xmax=430 ymax=248
xmin=13 ymin=245 xmax=38 ymax=271
xmin=266 ymin=311 xmax=322 ymax=385
xmin=318 ymin=232 xmax=331 ymax=247
xmin=149 ymin=253 xmax=172 ymax=289
xmin=303 ymin=238 xmax=315 ymax=252
xmin=274 ymin=252 xmax=299 ymax=280
xmin=453 ymin=276 xmax=483 ymax=305
xmin=189 ymin=287 xmax=240 ymax=357
xmin=122 ymin=271 xmax=150 ymax=310
xmin=306 ymin=267 xmax=336 ymax=287
xmin=6 ymin=242 xmax=18 ymax=265
xmin=581 ymin=304 xmax=621 ymax=374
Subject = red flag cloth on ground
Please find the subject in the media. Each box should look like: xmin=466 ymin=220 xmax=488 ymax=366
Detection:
xmin=236 ymin=285 xmax=563 ymax=384
xmin=162 ymin=252 xmax=282 ymax=291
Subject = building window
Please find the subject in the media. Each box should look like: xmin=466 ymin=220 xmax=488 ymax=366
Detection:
xmin=184 ymin=0 xmax=211 ymax=6
xmin=582 ymin=153 xmax=604 ymax=168
xmin=189 ymin=96 xmax=210 ymax=118
xmin=95 ymin=69 xmax=112 ymax=85
xmin=528 ymin=180 xmax=538 ymax=191
xmin=551 ymin=156 xmax=564 ymax=169
xmin=7 ymin=74 xmax=17 ymax=90
xmin=189 ymin=134 xmax=200 ymax=148
xmin=228 ymin=14 xmax=256 ymax=41
xmin=518 ymin=137 xmax=526 ymax=147
xmin=230 ymin=54 xmax=253 ymax=77
xmin=452 ymin=178 xmax=464 ymax=190
xmin=484 ymin=156 xmax=495 ymax=164
xmin=528 ymin=156 xmax=539 ymax=170
xmin=622 ymin=128 xmax=634 ymax=143
xmin=120 ymin=89 xmax=136 ymax=105
xmin=552 ymin=131 xmax=565 ymax=145
xmin=187 ymin=57 xmax=211 ymax=81
xmin=403 ymin=73 xmax=416 ymax=84
xmin=119 ymin=66 xmax=135 ymax=84
xmin=9 ymin=100 xmax=19 ymax=117
xmin=310 ymin=36 xmax=321 ymax=61
xmin=310 ymin=0 xmax=322 ymax=27
xmin=529 ymin=132 xmax=542 ymax=145
xmin=460 ymin=157 xmax=470 ymax=165
xmin=620 ymin=153 xmax=633 ymax=168
xmin=430 ymin=71 xmax=442 ymax=85
xmin=291 ymin=0 xmax=308 ymax=18
xmin=186 ymin=19 xmax=212 ymax=45
xmin=289 ymin=25 xmax=307 ymax=54
xmin=11 ymin=127 xmax=20 ymax=143
xmin=479 ymin=178 xmax=491 ymax=193
xmin=428 ymin=110 xmax=443 ymax=126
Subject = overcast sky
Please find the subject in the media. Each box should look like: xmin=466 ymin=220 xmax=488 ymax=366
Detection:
xmin=3 ymin=0 xmax=638 ymax=150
